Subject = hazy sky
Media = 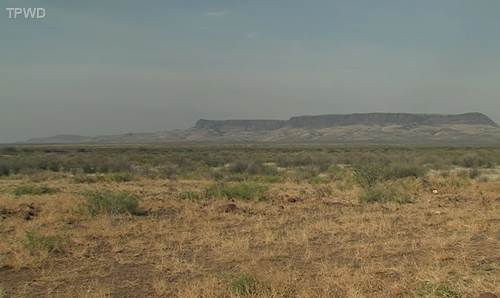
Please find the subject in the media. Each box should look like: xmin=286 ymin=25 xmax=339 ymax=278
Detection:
xmin=1 ymin=0 xmax=500 ymax=142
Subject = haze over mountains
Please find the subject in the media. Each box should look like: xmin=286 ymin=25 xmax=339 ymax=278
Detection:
xmin=24 ymin=113 xmax=500 ymax=145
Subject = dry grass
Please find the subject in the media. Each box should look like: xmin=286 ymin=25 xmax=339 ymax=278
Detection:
xmin=0 ymin=147 xmax=499 ymax=297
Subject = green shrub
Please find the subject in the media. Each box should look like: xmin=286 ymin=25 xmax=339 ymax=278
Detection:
xmin=0 ymin=162 xmax=10 ymax=176
xmin=337 ymin=179 xmax=355 ymax=192
xmin=84 ymin=191 xmax=141 ymax=216
xmin=206 ymin=182 xmax=268 ymax=201
xmin=328 ymin=165 xmax=349 ymax=179
xmin=468 ymin=168 xmax=480 ymax=179
xmin=13 ymin=185 xmax=58 ymax=196
xmin=108 ymin=172 xmax=134 ymax=182
xmin=439 ymin=171 xmax=450 ymax=178
xmin=2 ymin=146 xmax=18 ymax=154
xmin=73 ymin=174 xmax=100 ymax=184
xmin=221 ymin=173 xmax=248 ymax=182
xmin=432 ymin=173 xmax=471 ymax=190
xmin=353 ymin=161 xmax=425 ymax=190
xmin=257 ymin=175 xmax=281 ymax=183
xmin=459 ymin=153 xmax=494 ymax=168
xmin=384 ymin=163 xmax=425 ymax=179
xmin=229 ymin=274 xmax=259 ymax=296
xmin=178 ymin=191 xmax=204 ymax=201
xmin=82 ymin=164 xmax=96 ymax=174
xmin=229 ymin=161 xmax=249 ymax=174
xmin=277 ymin=154 xmax=313 ymax=167
xmin=24 ymin=230 xmax=63 ymax=255
xmin=276 ymin=152 xmax=333 ymax=168
xmin=353 ymin=162 xmax=386 ymax=188
xmin=157 ymin=165 xmax=178 ymax=179
xmin=47 ymin=161 xmax=61 ymax=172
xmin=287 ymin=165 xmax=323 ymax=183
xmin=247 ymin=162 xmax=278 ymax=176
xmin=359 ymin=181 xmax=414 ymax=204
xmin=227 ymin=161 xmax=278 ymax=177
xmin=308 ymin=175 xmax=330 ymax=184
xmin=209 ymin=169 xmax=224 ymax=181
xmin=415 ymin=281 xmax=460 ymax=298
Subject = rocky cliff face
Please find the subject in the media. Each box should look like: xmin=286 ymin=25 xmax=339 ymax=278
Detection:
xmin=195 ymin=113 xmax=498 ymax=131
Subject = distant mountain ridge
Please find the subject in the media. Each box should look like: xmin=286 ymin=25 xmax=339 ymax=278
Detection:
xmin=196 ymin=113 xmax=498 ymax=131
xmin=23 ymin=113 xmax=500 ymax=145
xmin=26 ymin=134 xmax=92 ymax=144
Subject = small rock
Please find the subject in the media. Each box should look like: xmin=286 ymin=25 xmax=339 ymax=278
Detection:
xmin=432 ymin=189 xmax=439 ymax=194
xmin=133 ymin=209 xmax=149 ymax=216
xmin=287 ymin=197 xmax=298 ymax=203
xmin=478 ymin=293 xmax=497 ymax=298
xmin=20 ymin=204 xmax=37 ymax=221
xmin=217 ymin=203 xmax=238 ymax=213
xmin=24 ymin=211 xmax=35 ymax=221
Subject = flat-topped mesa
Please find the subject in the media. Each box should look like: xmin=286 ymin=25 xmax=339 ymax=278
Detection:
xmin=287 ymin=113 xmax=499 ymax=128
xmin=194 ymin=113 xmax=498 ymax=131
xmin=23 ymin=112 xmax=500 ymax=144
xmin=194 ymin=119 xmax=287 ymax=131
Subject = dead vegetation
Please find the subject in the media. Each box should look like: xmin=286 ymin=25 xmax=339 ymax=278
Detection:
xmin=0 ymin=145 xmax=499 ymax=297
